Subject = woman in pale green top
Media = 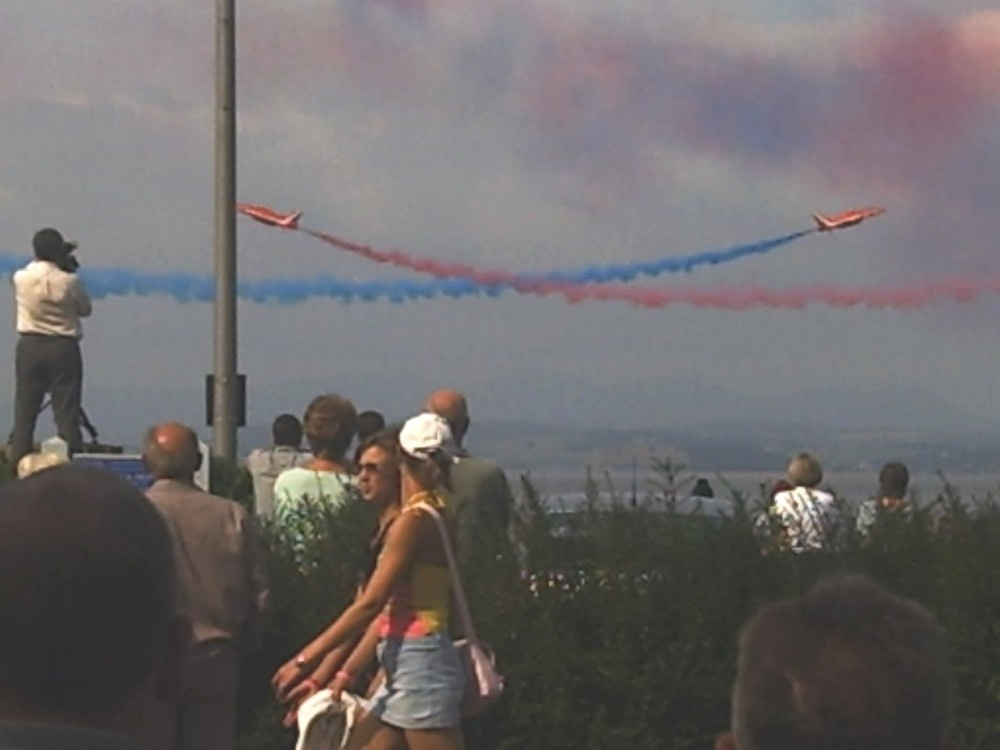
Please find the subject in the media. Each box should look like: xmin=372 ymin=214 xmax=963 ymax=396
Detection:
xmin=274 ymin=393 xmax=359 ymax=525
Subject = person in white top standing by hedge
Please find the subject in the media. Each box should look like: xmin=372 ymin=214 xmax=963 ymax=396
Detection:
xmin=9 ymin=228 xmax=92 ymax=464
xmin=770 ymin=452 xmax=839 ymax=552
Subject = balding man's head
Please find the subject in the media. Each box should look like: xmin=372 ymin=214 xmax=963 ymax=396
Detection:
xmin=425 ymin=389 xmax=470 ymax=444
xmin=143 ymin=422 xmax=202 ymax=481
xmin=0 ymin=465 xmax=180 ymax=720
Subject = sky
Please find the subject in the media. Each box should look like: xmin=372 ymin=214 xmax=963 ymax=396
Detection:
xmin=2 ymin=0 xmax=1000 ymax=446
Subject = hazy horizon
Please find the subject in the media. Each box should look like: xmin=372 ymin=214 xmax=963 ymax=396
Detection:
xmin=3 ymin=375 xmax=998 ymax=454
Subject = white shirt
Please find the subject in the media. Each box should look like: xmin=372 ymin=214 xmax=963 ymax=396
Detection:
xmin=771 ymin=486 xmax=838 ymax=552
xmin=13 ymin=259 xmax=92 ymax=338
xmin=245 ymin=446 xmax=312 ymax=519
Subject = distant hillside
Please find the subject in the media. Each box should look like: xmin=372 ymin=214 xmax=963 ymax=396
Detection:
xmin=469 ymin=375 xmax=998 ymax=434
xmin=470 ymin=419 xmax=1000 ymax=475
xmin=6 ymin=379 xmax=998 ymax=474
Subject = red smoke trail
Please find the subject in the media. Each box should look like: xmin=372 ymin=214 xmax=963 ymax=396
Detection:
xmin=554 ymin=277 xmax=993 ymax=310
xmin=302 ymin=228 xmax=544 ymax=289
xmin=300 ymin=225 xmax=810 ymax=288
xmin=300 ymin=227 xmax=999 ymax=310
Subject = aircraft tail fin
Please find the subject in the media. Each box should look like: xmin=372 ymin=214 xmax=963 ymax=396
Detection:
xmin=813 ymin=213 xmax=832 ymax=230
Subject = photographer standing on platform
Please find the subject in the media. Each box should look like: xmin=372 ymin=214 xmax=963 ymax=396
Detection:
xmin=9 ymin=228 xmax=91 ymax=463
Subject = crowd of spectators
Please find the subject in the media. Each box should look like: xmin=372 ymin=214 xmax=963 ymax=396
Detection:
xmin=0 ymin=392 xmax=962 ymax=750
xmin=756 ymin=452 xmax=916 ymax=554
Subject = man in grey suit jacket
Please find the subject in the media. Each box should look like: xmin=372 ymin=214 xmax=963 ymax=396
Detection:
xmin=144 ymin=423 xmax=270 ymax=750
xmin=425 ymin=389 xmax=514 ymax=566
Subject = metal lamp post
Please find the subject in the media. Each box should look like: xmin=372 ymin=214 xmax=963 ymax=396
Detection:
xmin=212 ymin=0 xmax=238 ymax=461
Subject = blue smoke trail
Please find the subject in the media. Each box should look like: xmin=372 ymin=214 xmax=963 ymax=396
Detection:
xmin=0 ymin=255 xmax=499 ymax=304
xmin=0 ymin=230 xmax=809 ymax=305
xmin=237 ymin=274 xmax=503 ymax=305
xmin=518 ymin=230 xmax=810 ymax=284
xmin=0 ymin=255 xmax=23 ymax=276
xmin=307 ymin=227 xmax=811 ymax=285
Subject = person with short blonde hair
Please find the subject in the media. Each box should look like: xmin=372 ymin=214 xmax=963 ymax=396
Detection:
xmin=786 ymin=452 xmax=823 ymax=488
xmin=769 ymin=452 xmax=838 ymax=552
xmin=16 ymin=450 xmax=68 ymax=479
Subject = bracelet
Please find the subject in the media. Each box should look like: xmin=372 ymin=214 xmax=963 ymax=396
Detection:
xmin=303 ymin=678 xmax=321 ymax=692
xmin=335 ymin=669 xmax=354 ymax=684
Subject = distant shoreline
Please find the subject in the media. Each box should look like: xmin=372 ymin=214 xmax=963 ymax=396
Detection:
xmin=513 ymin=468 xmax=1000 ymax=503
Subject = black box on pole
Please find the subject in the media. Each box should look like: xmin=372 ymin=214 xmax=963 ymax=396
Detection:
xmin=205 ymin=374 xmax=246 ymax=427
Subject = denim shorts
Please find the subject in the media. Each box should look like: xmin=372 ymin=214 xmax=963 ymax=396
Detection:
xmin=365 ymin=633 xmax=465 ymax=730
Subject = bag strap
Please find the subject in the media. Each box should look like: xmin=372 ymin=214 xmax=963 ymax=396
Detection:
xmin=414 ymin=502 xmax=477 ymax=642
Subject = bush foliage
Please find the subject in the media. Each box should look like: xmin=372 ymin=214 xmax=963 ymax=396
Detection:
xmin=231 ymin=463 xmax=1000 ymax=750
xmin=2 ymin=455 xmax=999 ymax=747
xmin=0 ymin=461 xmax=1000 ymax=750
xmin=2 ymin=452 xmax=994 ymax=746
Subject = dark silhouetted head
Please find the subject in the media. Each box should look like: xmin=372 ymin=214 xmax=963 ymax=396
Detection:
xmin=32 ymin=227 xmax=69 ymax=263
xmin=878 ymin=462 xmax=910 ymax=500
xmin=356 ymin=410 xmax=387 ymax=442
xmin=718 ymin=575 xmax=953 ymax=750
xmin=0 ymin=465 xmax=182 ymax=723
xmin=692 ymin=477 xmax=714 ymax=498
xmin=271 ymin=413 xmax=303 ymax=448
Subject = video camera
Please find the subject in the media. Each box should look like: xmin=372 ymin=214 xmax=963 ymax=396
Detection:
xmin=59 ymin=240 xmax=80 ymax=273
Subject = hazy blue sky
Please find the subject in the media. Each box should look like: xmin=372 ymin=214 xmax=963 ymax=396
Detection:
xmin=2 ymin=1 xmax=999 ymax=445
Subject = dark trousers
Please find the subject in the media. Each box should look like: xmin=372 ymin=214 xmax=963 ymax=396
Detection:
xmin=11 ymin=334 xmax=83 ymax=463
xmin=145 ymin=641 xmax=241 ymax=750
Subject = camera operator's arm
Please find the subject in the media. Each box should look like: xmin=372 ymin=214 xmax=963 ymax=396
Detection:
xmin=59 ymin=245 xmax=92 ymax=318
xmin=69 ymin=275 xmax=92 ymax=318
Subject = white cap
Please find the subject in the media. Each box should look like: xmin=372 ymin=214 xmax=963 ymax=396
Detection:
xmin=399 ymin=413 xmax=458 ymax=461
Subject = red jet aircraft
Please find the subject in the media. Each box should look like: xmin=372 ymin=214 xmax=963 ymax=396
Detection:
xmin=236 ymin=203 xmax=302 ymax=229
xmin=812 ymin=206 xmax=885 ymax=232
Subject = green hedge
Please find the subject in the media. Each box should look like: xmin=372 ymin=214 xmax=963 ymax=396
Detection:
xmin=3 ymin=458 xmax=998 ymax=747
xmin=233 ymin=468 xmax=1000 ymax=750
xmin=1 ymin=456 xmax=997 ymax=747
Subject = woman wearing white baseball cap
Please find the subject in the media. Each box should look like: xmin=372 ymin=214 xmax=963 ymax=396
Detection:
xmin=274 ymin=413 xmax=466 ymax=749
